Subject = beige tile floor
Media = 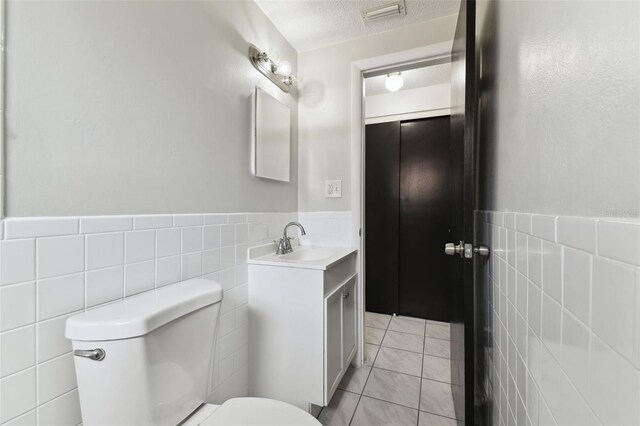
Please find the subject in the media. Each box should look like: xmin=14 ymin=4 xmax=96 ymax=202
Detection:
xmin=318 ymin=312 xmax=461 ymax=426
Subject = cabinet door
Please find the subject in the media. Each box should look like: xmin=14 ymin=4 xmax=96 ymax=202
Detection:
xmin=324 ymin=288 xmax=344 ymax=403
xmin=342 ymin=277 xmax=357 ymax=365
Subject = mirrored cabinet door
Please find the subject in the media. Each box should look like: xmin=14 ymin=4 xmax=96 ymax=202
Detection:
xmin=252 ymin=87 xmax=291 ymax=182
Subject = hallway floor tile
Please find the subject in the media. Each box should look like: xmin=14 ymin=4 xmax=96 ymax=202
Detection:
xmin=365 ymin=326 xmax=385 ymax=345
xmin=351 ymin=396 xmax=418 ymax=426
xmin=364 ymin=343 xmax=380 ymax=366
xmin=382 ymin=330 xmax=425 ymax=353
xmin=318 ymin=390 xmax=360 ymax=426
xmin=422 ymin=355 xmax=452 ymax=383
xmin=374 ymin=346 xmax=423 ymax=376
xmin=424 ymin=336 xmax=451 ymax=358
xmin=363 ymin=367 xmax=421 ymax=408
xmin=317 ymin=313 xmax=460 ymax=426
xmin=365 ymin=312 xmax=392 ymax=330
xmin=388 ymin=316 xmax=426 ymax=335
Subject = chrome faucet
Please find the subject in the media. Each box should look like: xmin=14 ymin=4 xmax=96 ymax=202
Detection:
xmin=277 ymin=222 xmax=306 ymax=255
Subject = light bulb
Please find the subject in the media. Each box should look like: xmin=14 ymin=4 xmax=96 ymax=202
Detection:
xmin=385 ymin=73 xmax=403 ymax=92
xmin=276 ymin=60 xmax=292 ymax=77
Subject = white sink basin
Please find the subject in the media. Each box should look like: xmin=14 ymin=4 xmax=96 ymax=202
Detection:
xmin=279 ymin=248 xmax=336 ymax=262
xmin=248 ymin=243 xmax=356 ymax=270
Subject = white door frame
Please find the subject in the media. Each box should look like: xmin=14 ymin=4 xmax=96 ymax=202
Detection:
xmin=349 ymin=41 xmax=453 ymax=366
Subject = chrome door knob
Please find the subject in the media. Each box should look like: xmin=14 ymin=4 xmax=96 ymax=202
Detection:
xmin=445 ymin=242 xmax=490 ymax=258
xmin=444 ymin=243 xmax=456 ymax=255
xmin=473 ymin=245 xmax=490 ymax=256
xmin=445 ymin=242 xmax=464 ymax=257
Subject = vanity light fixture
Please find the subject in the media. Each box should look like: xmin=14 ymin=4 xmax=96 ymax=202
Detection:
xmin=385 ymin=72 xmax=404 ymax=92
xmin=362 ymin=0 xmax=406 ymax=21
xmin=249 ymin=45 xmax=295 ymax=93
xmin=274 ymin=60 xmax=292 ymax=78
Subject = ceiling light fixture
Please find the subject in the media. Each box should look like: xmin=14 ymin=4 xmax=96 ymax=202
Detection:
xmin=248 ymin=45 xmax=295 ymax=92
xmin=385 ymin=72 xmax=404 ymax=92
xmin=362 ymin=0 xmax=406 ymax=21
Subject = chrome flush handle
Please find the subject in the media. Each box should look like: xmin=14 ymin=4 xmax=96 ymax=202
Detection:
xmin=73 ymin=348 xmax=106 ymax=361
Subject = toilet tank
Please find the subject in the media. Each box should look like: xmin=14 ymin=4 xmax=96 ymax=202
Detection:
xmin=65 ymin=279 xmax=223 ymax=426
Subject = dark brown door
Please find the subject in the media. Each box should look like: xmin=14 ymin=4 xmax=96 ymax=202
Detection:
xmin=365 ymin=117 xmax=453 ymax=320
xmin=450 ymin=0 xmax=479 ymax=423
xmin=398 ymin=118 xmax=452 ymax=320
xmin=365 ymin=121 xmax=400 ymax=315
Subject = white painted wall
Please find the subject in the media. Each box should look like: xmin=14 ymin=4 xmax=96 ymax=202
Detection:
xmin=1 ymin=3 xmax=303 ymax=420
xmin=5 ymin=0 xmax=298 ymax=217
xmin=477 ymin=0 xmax=640 ymax=217
xmin=297 ymin=15 xmax=458 ymax=212
xmin=476 ymin=1 xmax=640 ymax=426
xmin=364 ymin=83 xmax=451 ymax=125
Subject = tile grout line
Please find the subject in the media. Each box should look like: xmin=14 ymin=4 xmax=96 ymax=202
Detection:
xmin=417 ymin=320 xmax=426 ymax=426
xmin=418 ymin=406 xmax=461 ymax=422
xmin=368 ymin=342 xmax=452 ymax=381
xmin=358 ymin=314 xmax=456 ymax=424
xmin=351 ymin=393 xmax=420 ymax=414
xmin=348 ymin=315 xmax=390 ymax=425
xmin=365 ymin=317 xmax=455 ymax=422
xmin=35 ymin=236 xmax=40 ymax=425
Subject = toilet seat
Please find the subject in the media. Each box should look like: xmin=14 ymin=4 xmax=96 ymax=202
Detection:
xmin=184 ymin=398 xmax=321 ymax=426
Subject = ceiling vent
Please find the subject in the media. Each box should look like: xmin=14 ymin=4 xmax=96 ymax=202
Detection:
xmin=361 ymin=0 xmax=406 ymax=21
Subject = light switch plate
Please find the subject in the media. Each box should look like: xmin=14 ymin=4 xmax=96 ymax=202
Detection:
xmin=325 ymin=180 xmax=342 ymax=198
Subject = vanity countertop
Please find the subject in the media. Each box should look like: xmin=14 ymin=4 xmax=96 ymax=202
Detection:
xmin=248 ymin=242 xmax=356 ymax=271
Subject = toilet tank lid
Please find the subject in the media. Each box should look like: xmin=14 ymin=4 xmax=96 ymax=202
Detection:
xmin=65 ymin=279 xmax=223 ymax=341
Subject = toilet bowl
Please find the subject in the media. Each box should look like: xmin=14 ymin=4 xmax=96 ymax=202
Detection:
xmin=184 ymin=399 xmax=320 ymax=425
xmin=65 ymin=279 xmax=320 ymax=426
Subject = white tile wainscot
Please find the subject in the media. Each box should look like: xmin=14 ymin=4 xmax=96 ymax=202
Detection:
xmin=0 ymin=212 xmax=297 ymax=425
xmin=297 ymin=211 xmax=353 ymax=248
xmin=481 ymin=211 xmax=640 ymax=426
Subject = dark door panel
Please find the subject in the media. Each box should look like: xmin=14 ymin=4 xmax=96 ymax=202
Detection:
xmin=450 ymin=0 xmax=478 ymax=423
xmin=398 ymin=117 xmax=452 ymax=320
xmin=365 ymin=122 xmax=400 ymax=315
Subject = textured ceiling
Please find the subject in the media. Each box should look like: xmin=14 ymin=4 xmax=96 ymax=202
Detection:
xmin=255 ymin=0 xmax=461 ymax=52
xmin=364 ymin=62 xmax=451 ymax=96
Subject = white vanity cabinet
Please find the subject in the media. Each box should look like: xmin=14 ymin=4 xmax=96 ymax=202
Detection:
xmin=324 ymin=276 xmax=357 ymax=402
xmin=247 ymin=246 xmax=358 ymax=411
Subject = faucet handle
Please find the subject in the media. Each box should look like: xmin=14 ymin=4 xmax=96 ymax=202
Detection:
xmin=284 ymin=236 xmax=293 ymax=252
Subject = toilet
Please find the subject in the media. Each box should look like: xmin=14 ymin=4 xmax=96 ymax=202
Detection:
xmin=65 ymin=278 xmax=320 ymax=426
